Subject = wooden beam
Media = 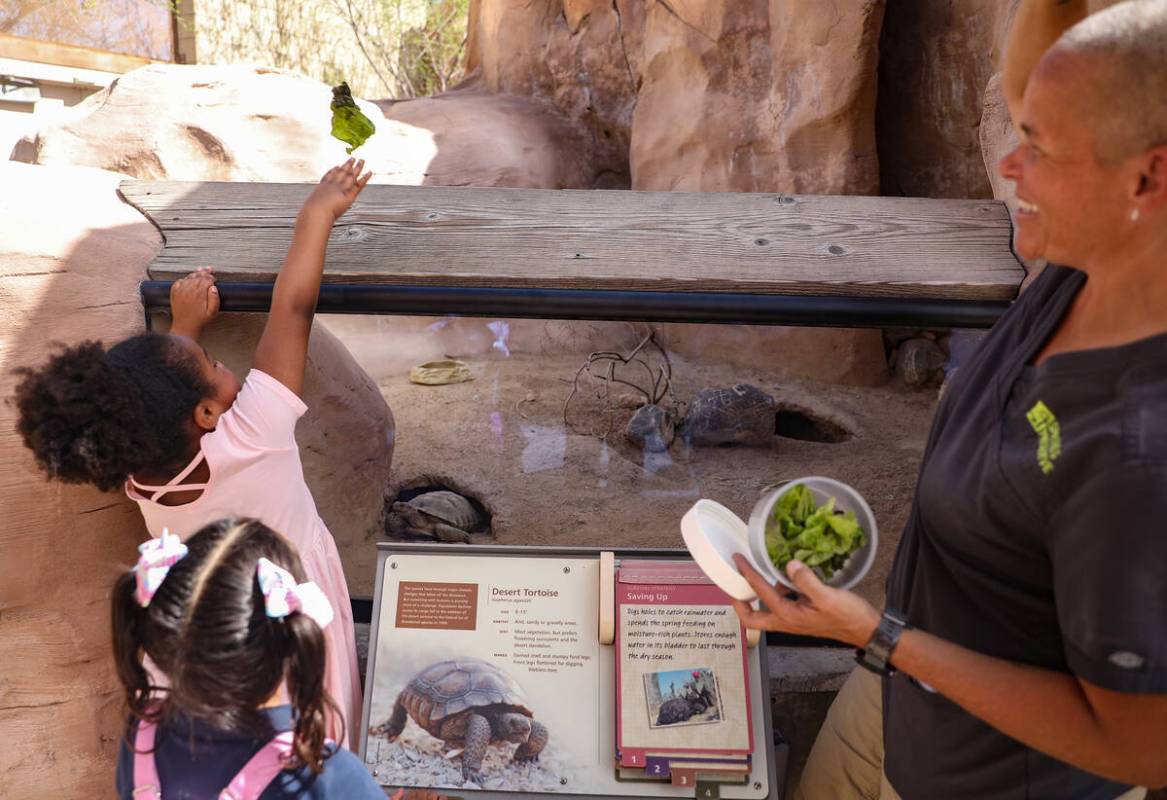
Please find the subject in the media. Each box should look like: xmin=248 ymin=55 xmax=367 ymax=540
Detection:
xmin=0 ymin=33 xmax=155 ymax=75
xmin=120 ymin=181 xmax=1024 ymax=302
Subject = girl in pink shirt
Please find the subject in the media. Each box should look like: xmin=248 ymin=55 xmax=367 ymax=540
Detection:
xmin=16 ymin=159 xmax=373 ymax=747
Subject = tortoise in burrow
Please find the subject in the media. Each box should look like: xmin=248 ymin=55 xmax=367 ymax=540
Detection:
xmin=369 ymin=659 xmax=550 ymax=784
xmin=681 ymin=384 xmax=776 ymax=447
xmin=386 ymin=490 xmax=485 ymax=543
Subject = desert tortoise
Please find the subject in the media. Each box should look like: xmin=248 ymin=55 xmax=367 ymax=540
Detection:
xmin=387 ymin=490 xmax=484 ymax=543
xmin=682 ymin=384 xmax=776 ymax=447
xmin=369 ymin=658 xmax=549 ymax=784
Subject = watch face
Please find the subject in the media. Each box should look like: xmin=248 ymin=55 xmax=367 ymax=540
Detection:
xmin=884 ymin=609 xmax=909 ymax=627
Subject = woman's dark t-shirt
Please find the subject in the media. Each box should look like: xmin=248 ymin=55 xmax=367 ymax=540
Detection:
xmin=883 ymin=265 xmax=1167 ymax=800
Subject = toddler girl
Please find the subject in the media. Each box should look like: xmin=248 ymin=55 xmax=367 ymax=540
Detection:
xmin=113 ymin=517 xmax=437 ymax=799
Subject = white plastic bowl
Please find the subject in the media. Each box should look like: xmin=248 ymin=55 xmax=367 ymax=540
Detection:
xmin=746 ymin=476 xmax=878 ymax=592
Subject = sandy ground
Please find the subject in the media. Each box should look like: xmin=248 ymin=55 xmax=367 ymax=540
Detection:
xmin=366 ymin=725 xmax=586 ymax=792
xmin=372 ymin=350 xmax=937 ymax=607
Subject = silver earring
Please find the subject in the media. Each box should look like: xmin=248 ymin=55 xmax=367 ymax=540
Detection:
xmin=1131 ymin=208 xmax=1141 ymax=223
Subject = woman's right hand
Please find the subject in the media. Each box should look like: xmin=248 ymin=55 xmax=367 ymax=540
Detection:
xmin=301 ymin=158 xmax=372 ymax=222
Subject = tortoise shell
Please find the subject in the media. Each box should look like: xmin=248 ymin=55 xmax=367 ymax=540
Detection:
xmin=400 ymin=659 xmax=532 ymax=737
xmin=405 ymin=491 xmax=482 ymax=531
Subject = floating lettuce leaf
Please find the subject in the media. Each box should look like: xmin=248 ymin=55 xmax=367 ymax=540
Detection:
xmin=330 ymin=82 xmax=376 ymax=154
xmin=764 ymin=483 xmax=867 ymax=581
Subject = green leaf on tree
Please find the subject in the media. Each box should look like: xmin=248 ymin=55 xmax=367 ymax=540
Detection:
xmin=330 ymin=82 xmax=376 ymax=154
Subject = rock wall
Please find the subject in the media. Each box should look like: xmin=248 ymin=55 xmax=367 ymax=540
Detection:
xmin=880 ymin=0 xmax=1120 ymax=200
xmin=377 ymin=89 xmax=600 ymax=189
xmin=461 ymin=0 xmax=884 ymax=194
xmin=632 ymin=0 xmax=883 ymax=195
xmin=877 ymin=0 xmax=1015 ymax=199
xmin=463 ymin=0 xmax=641 ymax=189
xmin=0 ymin=162 xmax=159 ymax=799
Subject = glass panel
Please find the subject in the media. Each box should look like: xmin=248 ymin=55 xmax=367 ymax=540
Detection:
xmin=320 ymin=314 xmax=944 ymax=608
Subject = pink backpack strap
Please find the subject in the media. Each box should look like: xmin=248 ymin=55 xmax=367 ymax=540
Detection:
xmin=134 ymin=723 xmax=332 ymax=800
xmin=217 ymin=731 xmax=297 ymax=800
xmin=132 ymin=718 xmax=162 ymax=799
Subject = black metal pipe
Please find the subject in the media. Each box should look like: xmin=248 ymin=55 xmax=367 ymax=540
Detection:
xmin=140 ymin=281 xmax=1009 ymax=329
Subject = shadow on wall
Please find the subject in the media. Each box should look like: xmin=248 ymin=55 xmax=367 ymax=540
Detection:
xmin=0 ymin=163 xmax=159 ymax=800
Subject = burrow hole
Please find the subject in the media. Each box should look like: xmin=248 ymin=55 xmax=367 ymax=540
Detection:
xmin=774 ymin=405 xmax=853 ymax=444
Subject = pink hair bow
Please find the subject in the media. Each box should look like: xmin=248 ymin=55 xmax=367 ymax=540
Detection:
xmin=134 ymin=528 xmax=188 ymax=607
xmin=256 ymin=557 xmax=334 ymax=629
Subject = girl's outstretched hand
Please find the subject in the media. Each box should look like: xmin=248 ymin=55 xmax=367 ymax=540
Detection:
xmin=303 ymin=157 xmax=373 ymax=221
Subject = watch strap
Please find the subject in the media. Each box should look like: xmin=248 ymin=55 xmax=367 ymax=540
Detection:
xmin=856 ymin=609 xmax=909 ymax=675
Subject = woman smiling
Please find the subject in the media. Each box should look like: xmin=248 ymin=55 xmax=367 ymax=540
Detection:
xmin=734 ymin=2 xmax=1167 ymax=798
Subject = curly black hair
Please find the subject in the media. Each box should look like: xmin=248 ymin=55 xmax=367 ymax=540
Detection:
xmin=13 ymin=333 xmax=212 ymax=492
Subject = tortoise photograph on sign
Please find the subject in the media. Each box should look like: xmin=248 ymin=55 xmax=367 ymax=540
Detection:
xmin=643 ymin=667 xmax=724 ymax=729
xmin=364 ymin=647 xmax=597 ymax=792
xmin=368 ymin=658 xmax=550 ymax=785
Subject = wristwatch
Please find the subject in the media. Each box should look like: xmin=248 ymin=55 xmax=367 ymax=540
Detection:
xmin=855 ymin=609 xmax=910 ymax=675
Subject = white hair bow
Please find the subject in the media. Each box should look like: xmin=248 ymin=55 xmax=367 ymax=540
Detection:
xmin=256 ymin=557 xmax=334 ymax=629
xmin=134 ymin=528 xmax=188 ymax=608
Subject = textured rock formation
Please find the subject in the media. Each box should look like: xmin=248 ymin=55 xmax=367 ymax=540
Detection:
xmin=659 ymin=323 xmax=891 ymax=388
xmin=0 ymin=161 xmax=155 ymax=800
xmin=462 ymin=0 xmax=885 ymax=195
xmin=878 ymin=0 xmax=1120 ymax=201
xmin=462 ymin=0 xmax=642 ymax=188
xmin=980 ymin=74 xmax=1021 ymax=218
xmin=877 ymin=0 xmax=1015 ymax=199
xmin=632 ymin=0 xmax=883 ymax=194
xmin=10 ymin=64 xmax=438 ymax=182
xmin=377 ymin=89 xmax=600 ymax=189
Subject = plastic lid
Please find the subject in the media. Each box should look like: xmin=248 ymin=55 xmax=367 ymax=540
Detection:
xmin=680 ymin=499 xmax=759 ymax=602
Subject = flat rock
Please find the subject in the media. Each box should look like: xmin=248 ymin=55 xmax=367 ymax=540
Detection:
xmin=625 ymin=404 xmax=675 ymax=452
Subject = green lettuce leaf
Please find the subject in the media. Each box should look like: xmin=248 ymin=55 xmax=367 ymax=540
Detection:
xmin=330 ymin=82 xmax=376 ymax=155
xmin=764 ymin=483 xmax=868 ymax=582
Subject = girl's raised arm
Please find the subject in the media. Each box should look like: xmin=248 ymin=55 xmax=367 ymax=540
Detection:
xmin=253 ymin=158 xmax=372 ymax=395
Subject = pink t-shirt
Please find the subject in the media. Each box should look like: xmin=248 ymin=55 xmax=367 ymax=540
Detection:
xmin=127 ymin=369 xmax=361 ymax=748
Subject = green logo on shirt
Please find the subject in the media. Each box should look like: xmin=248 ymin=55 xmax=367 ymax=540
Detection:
xmin=1026 ymin=400 xmax=1061 ymax=475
